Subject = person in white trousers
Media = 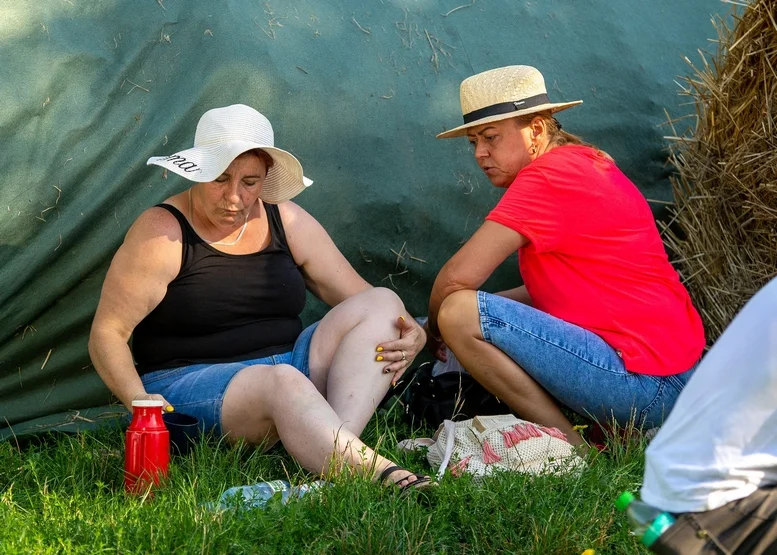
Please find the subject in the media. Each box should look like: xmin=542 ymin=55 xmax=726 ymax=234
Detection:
xmin=639 ymin=277 xmax=777 ymax=554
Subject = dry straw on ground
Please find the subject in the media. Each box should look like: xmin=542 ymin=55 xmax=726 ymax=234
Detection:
xmin=661 ymin=0 xmax=777 ymax=342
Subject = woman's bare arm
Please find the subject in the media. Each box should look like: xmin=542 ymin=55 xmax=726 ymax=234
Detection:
xmin=280 ymin=201 xmax=372 ymax=306
xmin=280 ymin=201 xmax=425 ymax=370
xmin=88 ymin=207 xmax=182 ymax=409
xmin=427 ymin=220 xmax=527 ymax=338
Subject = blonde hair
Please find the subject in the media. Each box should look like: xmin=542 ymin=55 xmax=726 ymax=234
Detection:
xmin=515 ymin=111 xmax=594 ymax=150
xmin=515 ymin=111 xmax=584 ymax=142
xmin=515 ymin=112 xmax=615 ymax=161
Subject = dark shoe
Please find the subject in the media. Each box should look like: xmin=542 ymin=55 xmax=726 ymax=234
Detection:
xmin=378 ymin=465 xmax=435 ymax=493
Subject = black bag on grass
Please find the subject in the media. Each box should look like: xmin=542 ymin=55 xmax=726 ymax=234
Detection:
xmin=392 ymin=362 xmax=509 ymax=429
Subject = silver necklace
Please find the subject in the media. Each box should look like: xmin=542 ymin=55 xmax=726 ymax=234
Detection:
xmin=188 ymin=188 xmax=250 ymax=246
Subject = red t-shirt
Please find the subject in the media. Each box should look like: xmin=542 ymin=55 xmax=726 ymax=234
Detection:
xmin=486 ymin=145 xmax=705 ymax=376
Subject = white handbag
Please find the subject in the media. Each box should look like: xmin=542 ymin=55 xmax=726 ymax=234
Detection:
xmin=421 ymin=414 xmax=585 ymax=480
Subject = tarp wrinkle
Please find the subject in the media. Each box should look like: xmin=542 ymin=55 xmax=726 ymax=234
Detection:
xmin=0 ymin=0 xmax=720 ymax=439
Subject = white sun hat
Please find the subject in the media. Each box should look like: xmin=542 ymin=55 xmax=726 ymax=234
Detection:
xmin=147 ymin=104 xmax=313 ymax=204
xmin=436 ymin=65 xmax=583 ymax=139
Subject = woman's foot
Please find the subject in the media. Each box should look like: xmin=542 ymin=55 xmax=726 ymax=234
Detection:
xmin=378 ymin=465 xmax=435 ymax=492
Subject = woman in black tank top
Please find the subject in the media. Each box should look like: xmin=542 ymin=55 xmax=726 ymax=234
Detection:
xmin=89 ymin=105 xmax=434 ymax=491
xmin=131 ymin=200 xmax=307 ymax=373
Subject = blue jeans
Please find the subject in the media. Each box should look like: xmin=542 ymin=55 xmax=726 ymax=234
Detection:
xmin=477 ymin=291 xmax=696 ymax=428
xmin=140 ymin=322 xmax=319 ymax=436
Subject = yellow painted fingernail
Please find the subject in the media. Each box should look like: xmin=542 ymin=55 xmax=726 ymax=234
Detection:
xmin=376 ymin=356 xmax=384 ymax=362
xmin=165 ymin=405 xmax=174 ymax=413
xmin=376 ymin=347 xmax=384 ymax=352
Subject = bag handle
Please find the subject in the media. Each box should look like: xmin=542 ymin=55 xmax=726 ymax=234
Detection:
xmin=395 ymin=419 xmax=459 ymax=480
xmin=436 ymin=419 xmax=457 ymax=480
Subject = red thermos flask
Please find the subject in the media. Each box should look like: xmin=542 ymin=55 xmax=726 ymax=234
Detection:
xmin=124 ymin=399 xmax=170 ymax=493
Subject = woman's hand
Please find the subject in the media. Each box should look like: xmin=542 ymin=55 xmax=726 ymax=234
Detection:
xmin=375 ymin=316 xmax=426 ymax=384
xmin=131 ymin=392 xmax=174 ymax=414
xmin=424 ymin=321 xmax=449 ymax=362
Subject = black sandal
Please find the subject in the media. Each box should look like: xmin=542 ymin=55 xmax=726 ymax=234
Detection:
xmin=379 ymin=465 xmax=435 ymax=493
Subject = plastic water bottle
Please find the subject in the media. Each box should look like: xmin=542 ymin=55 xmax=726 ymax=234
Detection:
xmin=615 ymin=491 xmax=675 ymax=548
xmin=215 ymin=480 xmax=328 ymax=510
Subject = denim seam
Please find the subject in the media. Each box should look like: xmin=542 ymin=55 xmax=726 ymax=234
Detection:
xmin=291 ymin=322 xmax=317 ymax=378
xmin=639 ymin=375 xmax=665 ymax=425
xmin=297 ymin=346 xmax=311 ymax=378
xmin=477 ymin=291 xmax=492 ymax=343
xmin=666 ymin=374 xmax=684 ymax=391
xmin=484 ymin=314 xmax=622 ymax=375
xmin=213 ymin=365 xmax=249 ymax=437
xmin=141 ymin=365 xmax=189 ymax=386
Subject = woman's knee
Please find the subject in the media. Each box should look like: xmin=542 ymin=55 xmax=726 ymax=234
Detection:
xmin=334 ymin=287 xmax=406 ymax=328
xmin=438 ymin=289 xmax=480 ymax=342
xmin=222 ymin=364 xmax=310 ymax=445
xmin=264 ymin=363 xmax=313 ymax=396
xmin=356 ymin=286 xmax=405 ymax=313
xmin=229 ymin=364 xmax=311 ymax=407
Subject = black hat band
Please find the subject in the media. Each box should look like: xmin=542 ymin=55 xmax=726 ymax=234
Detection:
xmin=462 ymin=93 xmax=550 ymax=124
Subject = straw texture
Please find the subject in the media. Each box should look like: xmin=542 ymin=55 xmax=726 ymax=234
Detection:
xmin=437 ymin=66 xmax=582 ymax=138
xmin=661 ymin=0 xmax=777 ymax=342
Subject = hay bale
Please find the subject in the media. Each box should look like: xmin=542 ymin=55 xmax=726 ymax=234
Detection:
xmin=662 ymin=0 xmax=777 ymax=342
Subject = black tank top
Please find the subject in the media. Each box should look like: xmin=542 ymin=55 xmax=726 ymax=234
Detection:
xmin=132 ymin=203 xmax=307 ymax=375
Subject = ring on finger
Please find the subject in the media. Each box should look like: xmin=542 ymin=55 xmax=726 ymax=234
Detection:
xmin=401 ymin=350 xmax=407 ymax=361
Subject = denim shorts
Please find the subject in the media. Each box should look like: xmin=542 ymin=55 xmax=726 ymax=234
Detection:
xmin=477 ymin=291 xmax=696 ymax=428
xmin=140 ymin=322 xmax=319 ymax=436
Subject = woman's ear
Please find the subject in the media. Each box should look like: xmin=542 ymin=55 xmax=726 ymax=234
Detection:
xmin=530 ymin=116 xmax=546 ymax=140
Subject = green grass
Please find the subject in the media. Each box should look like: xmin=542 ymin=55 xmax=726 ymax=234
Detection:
xmin=0 ymin=410 xmax=650 ymax=554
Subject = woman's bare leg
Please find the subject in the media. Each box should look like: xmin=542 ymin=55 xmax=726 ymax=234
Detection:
xmin=438 ymin=289 xmax=584 ymax=446
xmin=306 ymin=287 xmax=405 ymax=436
xmin=221 ymin=363 xmax=419 ymax=484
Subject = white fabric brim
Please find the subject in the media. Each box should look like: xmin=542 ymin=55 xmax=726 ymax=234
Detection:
xmin=436 ymin=100 xmax=583 ymax=139
xmin=147 ymin=140 xmax=313 ymax=204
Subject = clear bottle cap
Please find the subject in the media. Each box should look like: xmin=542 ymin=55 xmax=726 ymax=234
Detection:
xmin=131 ymin=399 xmax=164 ymax=407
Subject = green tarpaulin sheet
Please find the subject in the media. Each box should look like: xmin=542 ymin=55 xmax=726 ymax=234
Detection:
xmin=0 ymin=0 xmax=722 ymax=439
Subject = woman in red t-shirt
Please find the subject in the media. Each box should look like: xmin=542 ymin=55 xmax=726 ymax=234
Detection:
xmin=427 ymin=66 xmax=705 ymax=446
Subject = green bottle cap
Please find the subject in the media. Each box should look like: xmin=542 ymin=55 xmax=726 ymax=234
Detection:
xmin=615 ymin=491 xmax=635 ymax=512
xmin=642 ymin=513 xmax=675 ymax=547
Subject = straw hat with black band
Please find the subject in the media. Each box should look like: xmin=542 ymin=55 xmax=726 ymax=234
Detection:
xmin=147 ymin=104 xmax=313 ymax=204
xmin=436 ymin=65 xmax=583 ymax=139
